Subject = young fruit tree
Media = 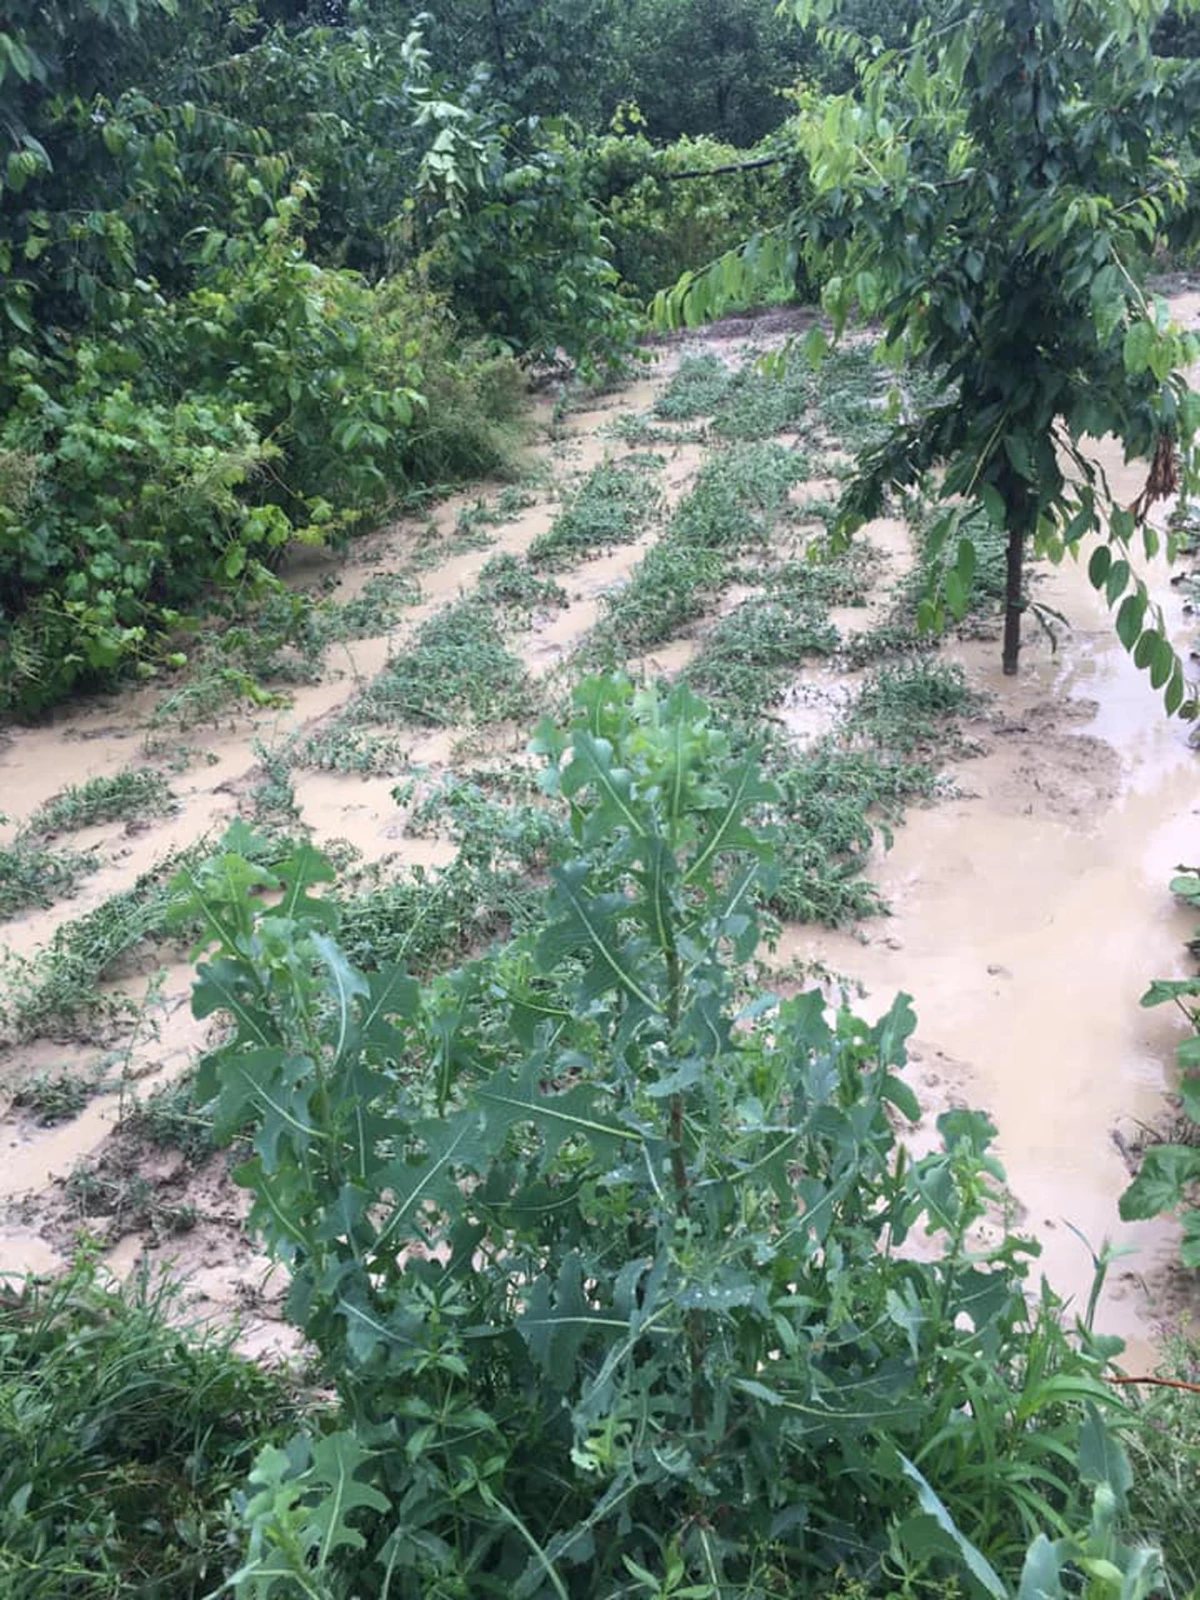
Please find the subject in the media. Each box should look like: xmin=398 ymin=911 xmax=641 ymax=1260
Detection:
xmin=659 ymin=0 xmax=1200 ymax=713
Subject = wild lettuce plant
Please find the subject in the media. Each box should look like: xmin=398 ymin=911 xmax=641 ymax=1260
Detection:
xmin=175 ymin=677 xmax=1155 ymax=1599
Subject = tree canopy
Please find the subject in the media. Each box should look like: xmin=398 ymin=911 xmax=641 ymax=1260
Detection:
xmin=661 ymin=0 xmax=1200 ymax=712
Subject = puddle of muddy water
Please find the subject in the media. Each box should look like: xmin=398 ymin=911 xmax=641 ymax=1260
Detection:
xmin=778 ymin=509 xmax=1199 ymax=1362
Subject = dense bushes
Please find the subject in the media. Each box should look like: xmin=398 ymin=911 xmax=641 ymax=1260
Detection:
xmin=0 ymin=186 xmax=526 ymax=710
xmin=0 ymin=7 xmax=641 ymax=714
xmin=590 ymin=125 xmax=794 ymax=302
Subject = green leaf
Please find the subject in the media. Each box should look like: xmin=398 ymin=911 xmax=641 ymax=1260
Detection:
xmin=561 ymin=729 xmax=648 ymax=847
xmin=1017 ymin=1534 xmax=1065 ymax=1600
xmin=1003 ymin=432 xmax=1034 ymax=481
xmin=1119 ymin=1144 xmax=1200 ymax=1220
xmin=1115 ymin=592 xmax=1145 ymax=651
xmin=475 ymin=1055 xmax=634 ymax=1167
xmin=895 ymin=1454 xmax=1007 ymax=1599
xmin=981 ymin=485 xmax=1006 ymax=528
xmin=1123 ymin=320 xmax=1155 ymax=374
xmin=1140 ymin=978 xmax=1200 ymax=1008
xmin=306 ymin=1430 xmax=391 ymax=1564
xmin=1078 ymin=1403 xmax=1132 ymax=1506
xmin=1149 ymin=634 xmax=1175 ymax=691
xmin=1105 ymin=559 xmax=1130 ymax=606
xmin=538 ymin=861 xmax=662 ymax=1013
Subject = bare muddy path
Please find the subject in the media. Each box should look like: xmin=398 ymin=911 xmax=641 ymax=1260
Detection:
xmin=1 ymin=312 xmax=1197 ymax=1363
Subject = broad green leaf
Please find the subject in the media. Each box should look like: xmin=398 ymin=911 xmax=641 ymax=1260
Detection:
xmin=1017 ymin=1534 xmax=1065 ymax=1600
xmin=561 ymin=729 xmax=648 ymax=846
xmin=895 ymin=1454 xmax=1007 ymax=1599
xmin=982 ymin=485 xmax=1006 ymax=528
xmin=1165 ymin=663 xmax=1186 ymax=717
xmin=373 ymin=1110 xmax=490 ymax=1249
xmin=1123 ymin=320 xmax=1155 ymax=374
xmin=1105 ymin=559 xmax=1130 ymax=605
xmin=1139 ymin=977 xmax=1200 ymax=1007
xmin=1078 ymin=1403 xmax=1132 ymax=1506
xmin=1119 ymin=1144 xmax=1200 ymax=1220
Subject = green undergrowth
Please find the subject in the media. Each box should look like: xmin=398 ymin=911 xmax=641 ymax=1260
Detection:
xmin=346 ymin=593 xmax=536 ymax=730
xmin=30 ymin=768 xmax=176 ymax=834
xmin=529 ymin=456 xmax=662 ymax=568
xmin=765 ymin=742 xmax=942 ymax=926
xmin=339 ymin=773 xmax=560 ymax=973
xmin=849 ymin=658 xmax=985 ymax=756
xmin=319 ymin=570 xmax=423 ymax=641
xmin=0 ymin=838 xmax=98 ymax=921
xmin=688 ymin=547 xmax=873 ymax=718
xmin=653 ymin=350 xmax=731 ymax=418
xmin=652 ymin=343 xmax=899 ymax=455
xmin=599 ymin=441 xmax=810 ymax=650
xmin=0 ymin=1256 xmax=300 ymax=1600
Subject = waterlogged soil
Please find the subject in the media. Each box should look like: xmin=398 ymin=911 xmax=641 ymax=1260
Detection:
xmin=1 ymin=308 xmax=1199 ymax=1368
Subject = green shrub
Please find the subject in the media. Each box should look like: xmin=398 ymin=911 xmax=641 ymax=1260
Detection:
xmin=590 ymin=130 xmax=798 ymax=302
xmin=0 ymin=196 xmax=525 ymax=714
xmin=175 ymin=678 xmax=1154 ymax=1599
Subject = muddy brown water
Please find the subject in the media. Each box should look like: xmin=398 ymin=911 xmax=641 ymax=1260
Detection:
xmin=1 ymin=318 xmax=1198 ymax=1367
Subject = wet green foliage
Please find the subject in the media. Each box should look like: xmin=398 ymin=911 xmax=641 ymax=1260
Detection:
xmin=169 ymin=678 xmax=1159 ymax=1599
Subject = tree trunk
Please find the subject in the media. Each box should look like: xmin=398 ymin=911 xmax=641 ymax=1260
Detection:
xmin=999 ymin=467 xmax=1034 ymax=677
xmin=1002 ymin=523 xmax=1024 ymax=676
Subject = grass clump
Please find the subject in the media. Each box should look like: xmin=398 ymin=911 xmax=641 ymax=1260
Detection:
xmin=321 ymin=570 xmax=421 ymax=641
xmin=710 ymin=355 xmax=817 ymax=441
xmin=340 ymin=795 xmax=557 ymax=976
xmin=477 ymin=552 xmax=567 ymax=614
xmin=31 ymin=768 xmax=175 ymax=833
xmin=529 ymin=458 xmax=661 ymax=568
xmin=0 ymin=839 xmax=98 ymax=920
xmin=850 ymin=658 xmax=984 ymax=756
xmin=689 ymin=593 xmax=840 ymax=717
xmin=349 ymin=597 xmax=535 ymax=729
xmin=600 ymin=442 xmax=809 ymax=651
xmin=0 ymin=1257 xmax=297 ymax=1599
xmin=0 ymin=831 xmax=290 ymax=1042
xmin=653 ymin=350 xmax=731 ymax=418
xmin=766 ymin=745 xmax=940 ymax=926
